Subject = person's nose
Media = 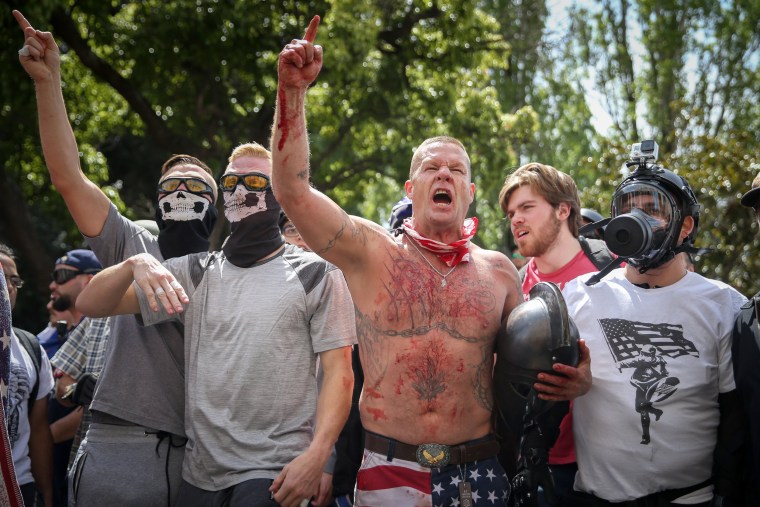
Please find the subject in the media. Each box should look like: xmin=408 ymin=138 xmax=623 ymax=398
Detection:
xmin=436 ymin=166 xmax=452 ymax=181
xmin=511 ymin=212 xmax=524 ymax=227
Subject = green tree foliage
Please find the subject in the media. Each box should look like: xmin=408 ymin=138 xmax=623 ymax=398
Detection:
xmin=0 ymin=0 xmax=757 ymax=328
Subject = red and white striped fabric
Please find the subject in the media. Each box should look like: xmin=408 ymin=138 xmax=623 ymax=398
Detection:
xmin=354 ymin=450 xmax=432 ymax=506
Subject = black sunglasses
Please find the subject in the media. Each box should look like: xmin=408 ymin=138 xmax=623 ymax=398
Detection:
xmin=158 ymin=177 xmax=214 ymax=195
xmin=51 ymin=268 xmax=83 ymax=285
xmin=218 ymin=172 xmax=271 ymax=192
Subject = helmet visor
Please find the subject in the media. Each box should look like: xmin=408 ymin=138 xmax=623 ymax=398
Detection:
xmin=612 ymin=182 xmax=675 ymax=231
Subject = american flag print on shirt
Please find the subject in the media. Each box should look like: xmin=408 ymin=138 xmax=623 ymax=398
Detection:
xmin=599 ymin=318 xmax=699 ymax=363
xmin=355 ymin=450 xmax=510 ymax=506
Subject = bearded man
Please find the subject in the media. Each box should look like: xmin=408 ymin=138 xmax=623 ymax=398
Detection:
xmin=499 ymin=162 xmax=609 ymax=506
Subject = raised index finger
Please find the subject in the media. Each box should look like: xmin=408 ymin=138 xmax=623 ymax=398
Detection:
xmin=12 ymin=10 xmax=33 ymax=31
xmin=303 ymin=15 xmax=320 ymax=43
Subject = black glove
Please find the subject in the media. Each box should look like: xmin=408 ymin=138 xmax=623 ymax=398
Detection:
xmin=511 ymin=446 xmax=555 ymax=507
xmin=70 ymin=372 xmax=99 ymax=407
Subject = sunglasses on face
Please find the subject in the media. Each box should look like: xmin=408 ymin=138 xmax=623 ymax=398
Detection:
xmin=51 ymin=268 xmax=83 ymax=285
xmin=158 ymin=177 xmax=214 ymax=195
xmin=3 ymin=274 xmax=23 ymax=289
xmin=218 ymin=172 xmax=271 ymax=192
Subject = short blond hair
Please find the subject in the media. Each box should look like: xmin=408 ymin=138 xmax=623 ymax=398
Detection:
xmin=229 ymin=142 xmax=271 ymax=163
xmin=409 ymin=136 xmax=470 ymax=180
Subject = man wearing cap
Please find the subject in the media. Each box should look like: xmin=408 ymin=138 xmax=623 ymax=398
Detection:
xmin=0 ymin=243 xmax=54 ymax=507
xmin=38 ymin=249 xmax=103 ymax=358
xmin=36 ymin=248 xmax=104 ymax=507
xmin=15 ymin=10 xmax=220 ymax=506
xmin=729 ymin=175 xmax=760 ymax=504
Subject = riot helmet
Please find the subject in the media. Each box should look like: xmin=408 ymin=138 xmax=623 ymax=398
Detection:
xmin=494 ymin=282 xmax=579 ymax=435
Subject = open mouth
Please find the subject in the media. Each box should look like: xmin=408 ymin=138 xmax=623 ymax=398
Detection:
xmin=516 ymin=230 xmax=529 ymax=239
xmin=433 ymin=189 xmax=452 ymax=205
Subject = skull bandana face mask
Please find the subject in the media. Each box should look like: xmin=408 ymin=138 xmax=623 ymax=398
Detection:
xmin=155 ymin=191 xmax=218 ymax=259
xmin=221 ymin=185 xmax=284 ymax=267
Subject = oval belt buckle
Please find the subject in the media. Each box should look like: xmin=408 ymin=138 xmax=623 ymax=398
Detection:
xmin=416 ymin=443 xmax=451 ymax=468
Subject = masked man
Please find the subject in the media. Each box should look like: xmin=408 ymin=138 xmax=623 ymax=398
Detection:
xmin=563 ymin=146 xmax=746 ymax=505
xmin=15 ymin=11 xmax=218 ymax=506
xmin=77 ymin=142 xmax=356 ymax=507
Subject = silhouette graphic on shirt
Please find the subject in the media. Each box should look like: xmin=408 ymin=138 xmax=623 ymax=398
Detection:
xmin=598 ymin=319 xmax=698 ymax=445
xmin=617 ymin=346 xmax=680 ymax=444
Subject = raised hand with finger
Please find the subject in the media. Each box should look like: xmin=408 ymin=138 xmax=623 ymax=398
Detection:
xmin=12 ymin=9 xmax=61 ymax=83
xmin=278 ymin=15 xmax=323 ymax=91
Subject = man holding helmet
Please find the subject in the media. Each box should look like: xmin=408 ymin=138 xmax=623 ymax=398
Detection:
xmin=563 ymin=141 xmax=746 ymax=505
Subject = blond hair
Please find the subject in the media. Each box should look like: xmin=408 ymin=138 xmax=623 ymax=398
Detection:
xmin=229 ymin=142 xmax=272 ymax=163
xmin=409 ymin=136 xmax=470 ymax=180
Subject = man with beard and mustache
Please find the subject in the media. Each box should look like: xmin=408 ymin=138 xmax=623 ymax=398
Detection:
xmin=499 ymin=162 xmax=612 ymax=507
xmin=77 ymin=142 xmax=356 ymax=507
xmin=39 ymin=249 xmax=103 ymax=507
xmin=15 ymin=11 xmax=219 ymax=506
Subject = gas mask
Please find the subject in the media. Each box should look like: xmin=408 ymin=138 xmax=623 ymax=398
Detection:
xmin=605 ymin=181 xmax=680 ymax=268
xmin=581 ymin=140 xmax=701 ymax=283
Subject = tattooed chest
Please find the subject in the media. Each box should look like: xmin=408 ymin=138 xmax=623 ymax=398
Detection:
xmin=378 ymin=258 xmax=498 ymax=329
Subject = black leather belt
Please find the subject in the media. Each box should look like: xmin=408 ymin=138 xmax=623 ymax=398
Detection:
xmin=577 ymin=478 xmax=713 ymax=507
xmin=364 ymin=431 xmax=499 ymax=468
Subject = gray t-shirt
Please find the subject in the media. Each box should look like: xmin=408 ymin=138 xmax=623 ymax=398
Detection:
xmin=137 ymin=244 xmax=357 ymax=490
xmin=86 ymin=204 xmax=186 ymax=436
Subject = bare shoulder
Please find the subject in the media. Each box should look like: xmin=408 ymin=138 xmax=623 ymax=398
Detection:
xmin=333 ymin=214 xmax=399 ymax=272
xmin=471 ymin=244 xmax=518 ymax=277
xmin=470 ymin=245 xmax=522 ymax=315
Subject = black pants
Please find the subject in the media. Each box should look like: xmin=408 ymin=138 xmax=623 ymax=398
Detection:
xmin=175 ymin=479 xmax=281 ymax=507
xmin=575 ymin=492 xmax=712 ymax=507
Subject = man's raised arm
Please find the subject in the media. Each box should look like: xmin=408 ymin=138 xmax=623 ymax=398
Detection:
xmin=14 ymin=10 xmax=111 ymax=237
xmin=271 ymin=16 xmax=374 ymax=272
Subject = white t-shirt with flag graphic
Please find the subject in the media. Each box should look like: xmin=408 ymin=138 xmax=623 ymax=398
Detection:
xmin=563 ymin=269 xmax=745 ymax=503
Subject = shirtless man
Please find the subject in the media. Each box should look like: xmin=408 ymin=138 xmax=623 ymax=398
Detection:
xmin=270 ymin=16 xmax=580 ymax=505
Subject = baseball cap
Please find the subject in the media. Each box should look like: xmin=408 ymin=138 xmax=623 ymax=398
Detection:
xmin=740 ymin=173 xmax=760 ymax=208
xmin=54 ymin=249 xmax=102 ymax=274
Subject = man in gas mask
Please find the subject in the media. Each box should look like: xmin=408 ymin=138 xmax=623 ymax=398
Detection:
xmin=15 ymin=11 xmax=219 ymax=505
xmin=562 ymin=141 xmax=746 ymax=506
xmin=76 ymin=142 xmax=356 ymax=507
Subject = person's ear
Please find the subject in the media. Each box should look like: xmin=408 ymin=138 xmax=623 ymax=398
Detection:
xmin=556 ymin=202 xmax=571 ymax=220
xmin=679 ymin=216 xmax=695 ymax=240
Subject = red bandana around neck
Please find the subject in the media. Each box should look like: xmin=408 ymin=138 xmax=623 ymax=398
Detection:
xmin=402 ymin=217 xmax=478 ymax=267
